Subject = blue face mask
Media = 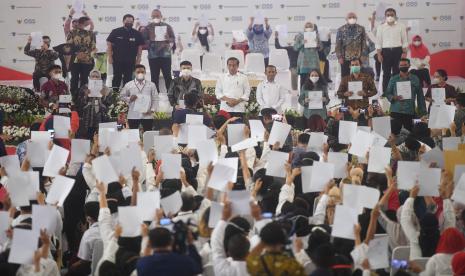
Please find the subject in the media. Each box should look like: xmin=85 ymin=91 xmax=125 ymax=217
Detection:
xmin=350 ymin=66 xmax=361 ymax=74
xmin=253 ymin=25 xmax=264 ymax=34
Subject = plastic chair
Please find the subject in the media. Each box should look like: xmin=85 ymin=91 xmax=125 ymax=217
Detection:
xmin=201 ymin=53 xmax=223 ymax=79
xmin=390 ymin=246 xmax=410 ymax=276
xmin=91 ymin=239 xmax=104 ymax=276
xmin=275 ymin=70 xmax=292 ymax=91
xmin=244 ymin=53 xmax=265 ymax=77
xmin=410 ymin=257 xmax=429 ymax=272
xmin=224 ymin=49 xmax=245 ymax=70
xmin=269 ymin=49 xmax=290 ymax=71
xmin=180 ymin=49 xmax=202 ymax=74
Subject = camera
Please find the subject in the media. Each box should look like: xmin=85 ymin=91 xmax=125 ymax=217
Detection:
xmin=171 ymin=219 xmax=199 ymax=254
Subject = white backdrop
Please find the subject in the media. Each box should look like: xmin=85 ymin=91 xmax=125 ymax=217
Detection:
xmin=0 ymin=0 xmax=464 ymax=75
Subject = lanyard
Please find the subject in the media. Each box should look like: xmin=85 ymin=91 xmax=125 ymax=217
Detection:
xmin=134 ymin=80 xmax=146 ymax=94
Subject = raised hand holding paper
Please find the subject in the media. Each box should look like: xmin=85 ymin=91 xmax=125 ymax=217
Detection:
xmin=196 ymin=139 xmax=218 ymax=167
xmin=249 ymin=120 xmax=265 ymax=141
xmin=160 ymin=191 xmax=182 ymax=216
xmin=43 ymin=145 xmax=69 ymax=177
xmin=332 ymin=205 xmax=358 ymax=240
xmin=268 ymin=121 xmax=291 ymax=148
xmin=228 ymin=123 xmax=246 ymax=146
xmin=372 ymin=116 xmax=391 ymax=139
xmin=92 ymin=155 xmax=119 ymax=185
xmin=45 ymin=175 xmax=75 ymax=206
xmin=265 ymin=151 xmax=289 ymax=178
xmin=397 ymin=161 xmax=420 ymax=190
xmin=118 ymin=206 xmax=143 ymax=237
xmin=71 ymin=139 xmax=90 ymax=163
xmin=338 ymin=120 xmax=357 ymax=145
xmin=367 ymin=146 xmax=391 ymax=173
xmin=161 ymin=153 xmax=181 ymax=179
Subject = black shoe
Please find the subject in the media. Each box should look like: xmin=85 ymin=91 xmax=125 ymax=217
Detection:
xmin=375 ymin=77 xmax=380 ymax=81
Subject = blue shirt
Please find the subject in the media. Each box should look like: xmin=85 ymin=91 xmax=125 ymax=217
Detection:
xmin=136 ymin=246 xmax=202 ymax=276
xmin=173 ymin=108 xmax=212 ymax=127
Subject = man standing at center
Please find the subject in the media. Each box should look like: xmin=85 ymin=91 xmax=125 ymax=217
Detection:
xmin=335 ymin=12 xmax=367 ymax=78
xmin=215 ymin=57 xmax=250 ymax=118
xmin=142 ymin=9 xmax=175 ymax=93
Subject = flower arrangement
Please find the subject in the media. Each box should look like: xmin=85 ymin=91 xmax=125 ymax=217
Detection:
xmin=245 ymin=101 xmax=260 ymax=115
xmin=284 ymin=108 xmax=302 ymax=117
xmin=107 ymin=100 xmax=128 ymax=119
xmin=2 ymin=125 xmax=30 ymax=142
xmin=153 ymin=111 xmax=171 ymax=120
xmin=204 ymin=104 xmax=218 ymax=116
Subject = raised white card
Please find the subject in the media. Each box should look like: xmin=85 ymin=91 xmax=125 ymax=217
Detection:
xmin=367 ymin=234 xmax=390 ymax=269
xmin=301 ymin=166 xmax=313 ymax=193
xmin=367 ymin=146 xmax=391 ymax=173
xmin=45 ymin=175 xmax=75 ymax=206
xmin=396 ymin=81 xmax=412 ymax=100
xmin=309 ymin=161 xmax=335 ymax=192
xmin=122 ymin=129 xmax=141 ymax=143
xmin=154 ymin=25 xmax=167 ymax=41
xmin=8 ymin=229 xmax=38 ymax=265
xmin=452 ymin=174 xmax=465 ymax=205
xmin=228 ymin=190 xmax=251 ymax=216
xmin=338 ymin=120 xmax=357 ymax=145
xmin=328 ymin=152 xmax=348 ymax=178
xmin=397 ymin=161 xmax=421 ymax=190
xmin=0 ymin=211 xmax=9 ymax=244
xmin=92 ymin=155 xmax=119 ymax=185
xmin=186 ymin=114 xmax=204 ymax=125
xmin=53 ymin=115 xmax=71 ymax=139
xmin=420 ymin=147 xmax=444 ymax=168
xmin=70 ymin=139 xmax=90 ymax=163
xmin=428 ymin=104 xmax=456 ymax=129
xmin=119 ymin=143 xmax=144 ymax=177
xmin=307 ymin=132 xmax=328 ymax=152
xmin=331 ymin=205 xmax=358 ymax=240
xmin=216 ymin=158 xmax=238 ymax=182
xmin=265 ymin=151 xmax=289 ymax=178
xmin=227 ymin=123 xmax=245 ymax=146
xmin=231 ymin=137 xmax=258 ymax=152
xmin=88 ymin=79 xmax=103 ymax=97
xmin=43 ymin=145 xmax=69 ymax=177
xmin=304 ymin=31 xmax=317 ymax=48
xmin=160 ymin=191 xmax=183 ymax=216
xmin=249 ymin=119 xmax=265 ymax=141
xmin=196 ymin=139 xmax=218 ymax=167
xmin=418 ymin=166 xmax=441 ymax=197
xmin=268 ymin=121 xmax=291 ymax=148
xmin=307 ymin=91 xmax=323 ymax=109
xmin=208 ymin=163 xmax=237 ymax=191
xmin=118 ymin=206 xmax=143 ymax=237
xmin=349 ymin=130 xmax=373 ymax=157
xmin=30 ymin=31 xmax=43 ymax=50
xmin=343 ymin=184 xmax=380 ymax=214
xmin=6 ymin=173 xmax=30 ymax=207
xmin=161 ymin=153 xmax=181 ymax=179
xmin=153 ymin=135 xmax=175 ymax=157
xmin=208 ymin=201 xmax=224 ymax=228
xmin=443 ymin=137 xmax=461 ymax=151
xmin=372 ymin=116 xmax=391 ymax=139
xmin=32 ymin=205 xmax=58 ymax=235
xmin=137 ymin=191 xmax=161 ymax=221
xmin=348 ymin=81 xmax=363 ymax=100
xmin=0 ymin=155 xmax=20 ymax=175
xmin=454 ymin=165 xmax=465 ymax=185
xmin=188 ymin=125 xmax=207 ymax=149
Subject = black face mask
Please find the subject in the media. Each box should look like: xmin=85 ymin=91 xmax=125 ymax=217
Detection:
xmin=399 ymin=66 xmax=409 ymax=73
xmin=124 ymin=23 xmax=133 ymax=29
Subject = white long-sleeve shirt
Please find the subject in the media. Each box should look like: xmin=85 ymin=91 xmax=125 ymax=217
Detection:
xmin=276 ymin=182 xmax=295 ymax=215
xmin=211 ymin=220 xmax=250 ymax=276
xmin=420 ymin=253 xmax=453 ymax=276
xmin=375 ymin=21 xmax=408 ymax=50
xmin=215 ymin=72 xmax=250 ymax=113
xmin=256 ymin=80 xmax=287 ymax=113
xmin=120 ymin=79 xmax=158 ymax=119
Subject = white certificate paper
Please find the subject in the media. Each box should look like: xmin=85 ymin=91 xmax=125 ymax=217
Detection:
xmin=307 ymin=91 xmax=323 ymax=109
xmin=396 ymin=81 xmax=412 ymax=100
xmin=134 ymin=94 xmax=151 ymax=113
xmin=88 ymin=79 xmax=103 ymax=97
xmin=348 ymin=81 xmax=363 ymax=100
xmin=304 ymin=31 xmax=317 ymax=48
xmin=154 ymin=26 xmax=167 ymax=41
xmin=431 ymin=88 xmax=445 ymax=104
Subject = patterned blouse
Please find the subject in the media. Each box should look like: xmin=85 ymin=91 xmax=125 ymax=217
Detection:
xmin=76 ymin=85 xmax=112 ymax=129
xmin=335 ymin=24 xmax=367 ymax=61
xmin=337 ymin=73 xmax=377 ymax=109
xmin=293 ymin=31 xmax=320 ymax=75
xmin=246 ymin=252 xmax=305 ymax=276
xmin=23 ymin=43 xmax=59 ymax=74
xmin=66 ymin=29 xmax=96 ymax=64
xmin=142 ymin=22 xmax=175 ymax=59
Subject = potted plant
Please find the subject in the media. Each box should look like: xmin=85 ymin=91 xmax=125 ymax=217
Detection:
xmin=284 ymin=109 xmax=305 ymax=130
xmin=153 ymin=111 xmax=172 ymax=130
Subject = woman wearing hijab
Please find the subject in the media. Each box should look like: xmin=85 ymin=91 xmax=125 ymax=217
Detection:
xmin=246 ymin=16 xmax=272 ymax=66
xmin=452 ymin=251 xmax=465 ymax=276
xmin=294 ymin=22 xmax=321 ymax=89
xmin=298 ymin=69 xmax=329 ymax=131
xmin=409 ymin=227 xmax=465 ymax=275
xmin=408 ymin=35 xmax=431 ymax=87
xmin=191 ymin=21 xmax=214 ymax=60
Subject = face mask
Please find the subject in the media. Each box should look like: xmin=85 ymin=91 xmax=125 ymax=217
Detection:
xmin=52 ymin=73 xmax=62 ymax=80
xmin=399 ymin=66 xmax=409 ymax=73
xmin=432 ymin=78 xmax=440 ymax=84
xmin=347 ymin=18 xmax=357 ymax=25
xmin=153 ymin=18 xmax=161 ymax=24
xmin=350 ymin=66 xmax=361 ymax=74
xmin=136 ymin=73 xmax=145 ymax=80
xmin=253 ymin=25 xmax=264 ymax=34
xmin=124 ymin=23 xmax=133 ymax=29
xmin=198 ymin=29 xmax=207 ymax=35
xmin=413 ymin=41 xmax=422 ymax=46
xmin=181 ymin=69 xmax=192 ymax=77
xmin=305 ymin=27 xmax=313 ymax=32
xmin=386 ymin=16 xmax=395 ymax=23
xmin=310 ymin=76 xmax=319 ymax=83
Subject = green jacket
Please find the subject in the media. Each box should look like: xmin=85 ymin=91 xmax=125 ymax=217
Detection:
xmin=384 ymin=73 xmax=427 ymax=116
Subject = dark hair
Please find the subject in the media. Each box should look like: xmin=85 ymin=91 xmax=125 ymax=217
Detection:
xmin=260 ymin=221 xmax=287 ymax=246
xmin=42 ymin=35 xmax=51 ymax=41
xmin=350 ymin=58 xmax=361 ymax=64
xmin=298 ymin=133 xmax=310 ymax=144
xmin=184 ymin=92 xmax=200 ymax=108
xmin=310 ymin=243 xmax=335 ymax=268
xmin=457 ymin=93 xmax=465 ymax=108
xmin=385 ymin=8 xmax=397 ymax=15
xmin=307 ymin=228 xmax=331 ymax=256
xmin=400 ymin=58 xmax=410 ymax=65
xmin=48 ymin=65 xmax=62 ymax=74
xmin=180 ymin=60 xmax=192 ymax=67
xmin=123 ymin=14 xmax=134 ymax=21
xmin=84 ymin=201 xmax=100 ymax=221
xmin=78 ymin=16 xmax=90 ymax=25
xmin=224 ymin=217 xmax=251 ymax=252
xmin=436 ymin=69 xmax=448 ymax=81
xmin=227 ymin=234 xmax=250 ymax=259
xmin=134 ymin=64 xmax=145 ymax=70
xmin=302 ymin=69 xmax=327 ymax=91
xmin=197 ymin=28 xmax=210 ymax=52
xmin=149 ymin=227 xmax=172 ymax=248
xmin=227 ymin=57 xmax=239 ymax=65
xmin=180 ymin=192 xmax=194 ymax=212
xmin=419 ymin=213 xmax=440 ymax=257
xmin=265 ymin=64 xmax=277 ymax=70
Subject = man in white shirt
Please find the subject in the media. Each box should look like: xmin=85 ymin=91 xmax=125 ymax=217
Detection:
xmin=120 ymin=64 xmax=158 ymax=132
xmin=256 ymin=65 xmax=287 ymax=113
xmin=215 ymin=57 xmax=251 ymax=117
xmin=375 ymin=8 xmax=408 ymax=92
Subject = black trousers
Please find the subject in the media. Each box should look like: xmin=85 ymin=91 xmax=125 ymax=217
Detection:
xmin=264 ymin=57 xmax=269 ymax=67
xmin=33 ymin=72 xmax=49 ymax=91
xmin=148 ymin=57 xmax=172 ymax=92
xmin=390 ymin=112 xmax=414 ymax=134
xmin=112 ymin=60 xmax=135 ymax=89
xmin=70 ymin=63 xmax=93 ymax=98
xmin=374 ymin=53 xmax=381 ymax=78
xmin=340 ymin=60 xmax=351 ymax=78
xmin=381 ymin=47 xmax=403 ymax=93
xmin=128 ymin=119 xmax=153 ymax=133
xmin=410 ymin=68 xmax=431 ymax=88
xmin=323 ymin=59 xmax=330 ymax=81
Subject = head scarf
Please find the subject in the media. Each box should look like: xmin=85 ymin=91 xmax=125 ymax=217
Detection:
xmin=409 ymin=35 xmax=430 ymax=59
xmin=452 ymin=251 xmax=465 ymax=276
xmin=436 ymin=227 xmax=465 ymax=254
xmin=89 ymin=69 xmax=102 ymax=79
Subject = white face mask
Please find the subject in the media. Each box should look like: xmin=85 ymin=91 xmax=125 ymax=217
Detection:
xmin=347 ymin=18 xmax=357 ymax=25
xmin=305 ymin=27 xmax=313 ymax=32
xmin=310 ymin=76 xmax=319 ymax=83
xmin=136 ymin=73 xmax=145 ymax=80
xmin=386 ymin=16 xmax=395 ymax=23
xmin=52 ymin=73 xmax=62 ymax=80
xmin=413 ymin=41 xmax=422 ymax=46
xmin=153 ymin=18 xmax=161 ymax=24
xmin=198 ymin=29 xmax=207 ymax=35
xmin=432 ymin=78 xmax=440 ymax=84
xmin=181 ymin=69 xmax=192 ymax=77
